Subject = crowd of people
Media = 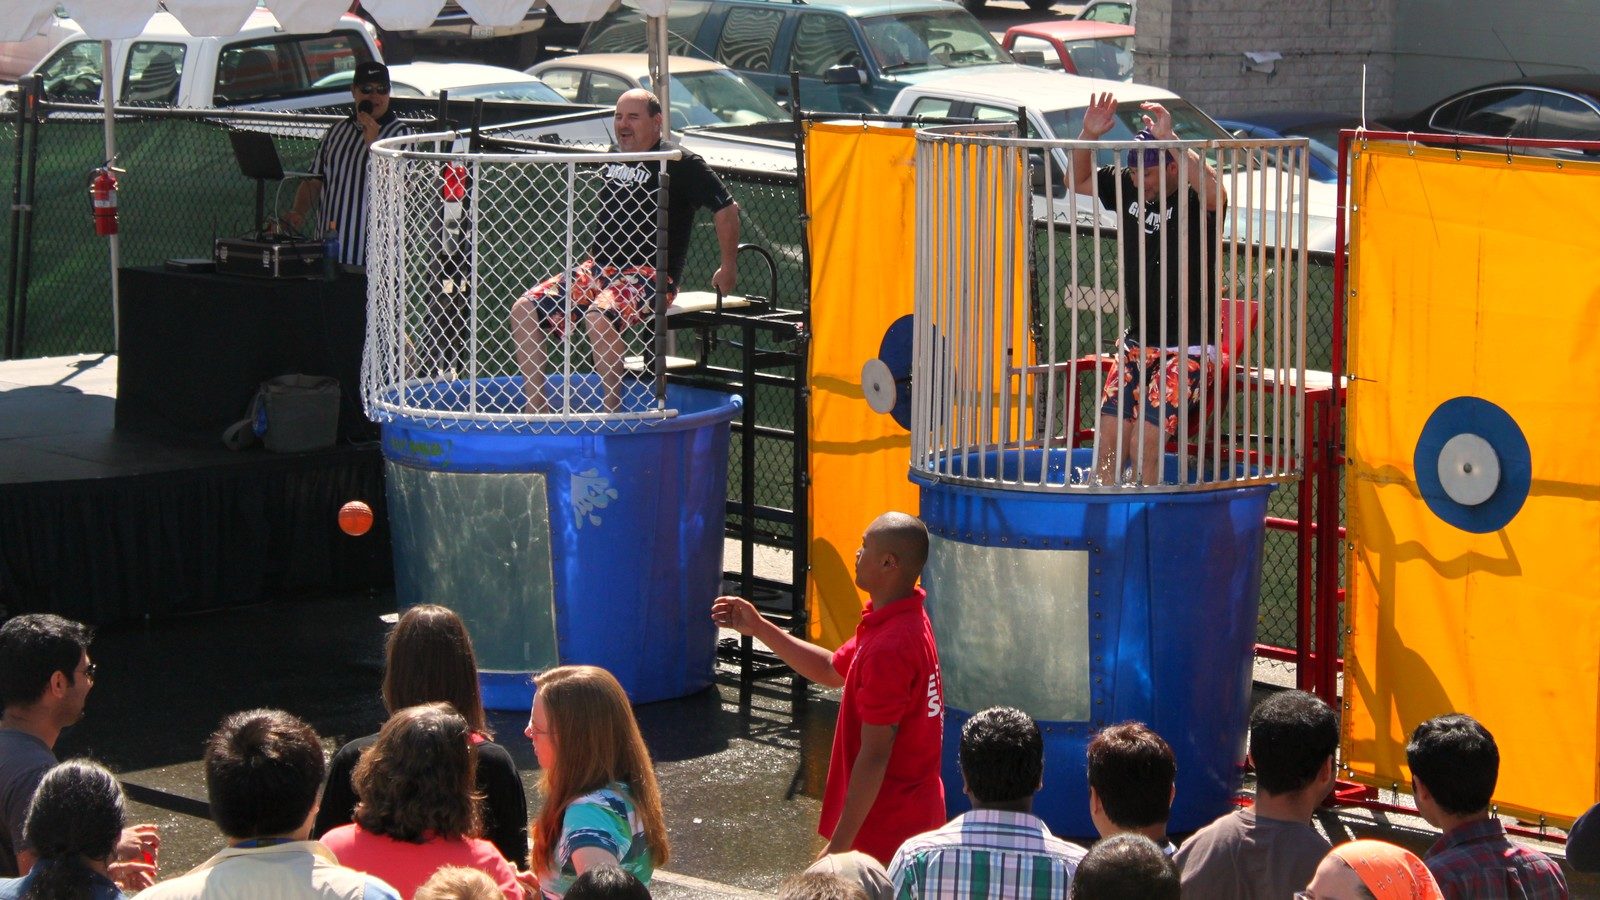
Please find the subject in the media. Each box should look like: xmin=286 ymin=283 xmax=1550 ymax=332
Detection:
xmin=0 ymin=513 xmax=1584 ymax=899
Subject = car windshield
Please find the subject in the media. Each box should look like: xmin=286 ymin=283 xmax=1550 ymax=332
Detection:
xmin=642 ymin=70 xmax=786 ymax=126
xmin=1061 ymin=36 xmax=1133 ymax=81
xmin=862 ymin=10 xmax=1010 ymax=73
xmin=1043 ymin=98 xmax=1227 ymax=163
xmin=451 ymin=80 xmax=566 ymax=103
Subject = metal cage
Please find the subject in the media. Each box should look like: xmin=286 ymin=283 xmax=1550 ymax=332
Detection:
xmin=911 ymin=125 xmax=1313 ymax=492
xmin=364 ymin=130 xmax=681 ymax=433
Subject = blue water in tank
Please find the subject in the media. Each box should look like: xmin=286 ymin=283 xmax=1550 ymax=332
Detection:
xmin=378 ymin=377 xmax=740 ymax=709
xmin=913 ymin=447 xmax=1273 ymax=841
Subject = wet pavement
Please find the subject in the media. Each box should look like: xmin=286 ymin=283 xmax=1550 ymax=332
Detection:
xmin=50 ymin=589 xmax=1599 ymax=898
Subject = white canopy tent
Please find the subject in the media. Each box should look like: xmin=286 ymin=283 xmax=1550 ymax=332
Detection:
xmin=3 ymin=0 xmax=674 ymax=343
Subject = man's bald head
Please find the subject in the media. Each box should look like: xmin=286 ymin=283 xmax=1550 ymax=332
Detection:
xmin=867 ymin=512 xmax=929 ymax=574
xmin=853 ymin=512 xmax=928 ymax=600
xmin=614 ymin=89 xmax=664 ymax=152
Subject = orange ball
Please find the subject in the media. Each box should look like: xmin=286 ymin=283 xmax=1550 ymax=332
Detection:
xmin=338 ymin=500 xmax=374 ymax=536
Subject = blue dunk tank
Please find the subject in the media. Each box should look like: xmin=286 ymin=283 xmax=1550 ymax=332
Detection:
xmin=362 ymin=135 xmax=740 ymax=708
xmin=896 ymin=127 xmax=1312 ymax=838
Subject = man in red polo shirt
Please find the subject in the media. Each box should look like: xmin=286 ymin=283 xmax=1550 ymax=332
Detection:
xmin=713 ymin=511 xmax=945 ymax=863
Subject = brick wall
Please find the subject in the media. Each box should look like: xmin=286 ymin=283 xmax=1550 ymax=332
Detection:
xmin=1133 ymin=0 xmax=1398 ymax=118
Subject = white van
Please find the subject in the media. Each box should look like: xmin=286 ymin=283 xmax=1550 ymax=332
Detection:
xmin=21 ymin=8 xmax=382 ymax=110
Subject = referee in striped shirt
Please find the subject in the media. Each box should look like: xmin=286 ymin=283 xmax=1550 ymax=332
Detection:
xmin=287 ymin=60 xmax=412 ymax=268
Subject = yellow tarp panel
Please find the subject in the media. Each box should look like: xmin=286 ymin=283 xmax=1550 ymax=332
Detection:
xmin=1345 ymin=140 xmax=1600 ymax=825
xmin=922 ymin=140 xmax=1034 ymax=452
xmin=805 ymin=123 xmax=921 ymax=649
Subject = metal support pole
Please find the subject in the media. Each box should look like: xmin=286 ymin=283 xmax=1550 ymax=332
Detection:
xmin=4 ymin=78 xmax=32 ymax=359
xmin=648 ymin=16 xmax=671 ymax=143
xmin=102 ymin=40 xmax=121 ymax=353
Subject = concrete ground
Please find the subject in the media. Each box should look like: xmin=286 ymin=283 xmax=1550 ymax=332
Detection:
xmin=51 ymin=584 xmax=1597 ymax=898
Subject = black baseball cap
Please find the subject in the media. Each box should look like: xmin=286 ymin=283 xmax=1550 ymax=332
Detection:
xmin=353 ymin=60 xmax=390 ymax=88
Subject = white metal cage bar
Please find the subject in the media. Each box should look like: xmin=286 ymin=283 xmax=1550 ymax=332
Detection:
xmin=911 ymin=127 xmax=1311 ymax=493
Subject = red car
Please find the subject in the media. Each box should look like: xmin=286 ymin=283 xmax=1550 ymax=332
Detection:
xmin=1000 ymin=20 xmax=1134 ymax=82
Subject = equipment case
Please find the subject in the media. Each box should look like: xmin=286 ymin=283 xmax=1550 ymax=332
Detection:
xmin=213 ymin=237 xmax=324 ymax=279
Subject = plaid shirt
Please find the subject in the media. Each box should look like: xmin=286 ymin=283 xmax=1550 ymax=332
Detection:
xmin=1424 ymin=817 xmax=1568 ymax=900
xmin=886 ymin=809 xmax=1088 ymax=899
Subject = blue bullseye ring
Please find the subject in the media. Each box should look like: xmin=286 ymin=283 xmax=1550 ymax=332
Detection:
xmin=1413 ymin=396 xmax=1531 ymax=534
xmin=875 ymin=314 xmax=915 ymax=430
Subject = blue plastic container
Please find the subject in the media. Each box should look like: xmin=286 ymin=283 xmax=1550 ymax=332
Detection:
xmin=380 ymin=378 xmax=741 ymax=709
xmin=912 ymin=448 xmax=1272 ymax=840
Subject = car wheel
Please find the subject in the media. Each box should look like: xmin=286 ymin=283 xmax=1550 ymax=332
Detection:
xmin=513 ymin=32 xmax=544 ymax=67
xmin=1025 ymin=0 xmax=1055 ymax=11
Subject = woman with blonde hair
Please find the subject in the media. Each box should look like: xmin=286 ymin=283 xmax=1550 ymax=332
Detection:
xmin=521 ymin=666 xmax=668 ymax=898
xmin=316 ymin=604 xmax=528 ymax=867
xmin=322 ymin=703 xmax=524 ymax=899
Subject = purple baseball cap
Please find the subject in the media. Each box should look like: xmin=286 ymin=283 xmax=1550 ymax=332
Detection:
xmin=1125 ymin=129 xmax=1169 ymax=168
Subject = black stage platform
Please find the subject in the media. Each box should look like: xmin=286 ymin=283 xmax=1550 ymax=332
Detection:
xmin=116 ymin=266 xmax=374 ymax=442
xmin=0 ymin=355 xmax=391 ymax=623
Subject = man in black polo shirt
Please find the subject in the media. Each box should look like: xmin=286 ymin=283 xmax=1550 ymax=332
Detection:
xmin=287 ymin=61 xmax=413 ymax=268
xmin=1071 ymin=92 xmax=1228 ymax=486
xmin=511 ymin=88 xmax=741 ymax=413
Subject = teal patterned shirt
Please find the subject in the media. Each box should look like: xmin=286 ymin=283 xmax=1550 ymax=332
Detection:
xmin=540 ymin=782 xmax=653 ymax=898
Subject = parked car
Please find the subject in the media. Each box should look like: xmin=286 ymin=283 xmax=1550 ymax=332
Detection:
xmin=1076 ymin=1 xmax=1133 ymax=24
xmin=578 ymin=0 xmax=1018 ymax=114
xmin=528 ymin=53 xmax=784 ymax=127
xmin=1217 ymin=112 xmax=1394 ymax=183
xmin=314 ymin=62 xmax=567 ymax=104
xmin=1395 ymin=75 xmax=1600 ymax=148
xmin=0 ymin=7 xmax=76 ymax=83
xmin=1001 ymin=21 xmax=1134 ymax=81
xmin=20 ymin=8 xmax=380 ymax=109
xmin=886 ymin=69 xmax=1340 ymax=252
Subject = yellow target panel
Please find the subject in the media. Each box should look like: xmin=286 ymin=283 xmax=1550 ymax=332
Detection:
xmin=1345 ymin=140 xmax=1600 ymax=824
xmin=805 ymin=123 xmax=922 ymax=649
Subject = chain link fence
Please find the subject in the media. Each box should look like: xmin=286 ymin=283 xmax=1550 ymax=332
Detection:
xmin=3 ymin=101 xmax=1337 ymax=655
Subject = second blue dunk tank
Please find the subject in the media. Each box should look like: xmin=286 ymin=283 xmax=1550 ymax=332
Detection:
xmin=914 ymin=448 xmax=1273 ymax=840
xmin=379 ymin=379 xmax=741 ymax=709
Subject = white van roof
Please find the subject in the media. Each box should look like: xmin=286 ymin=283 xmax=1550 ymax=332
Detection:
xmin=904 ymin=68 xmax=1177 ymax=112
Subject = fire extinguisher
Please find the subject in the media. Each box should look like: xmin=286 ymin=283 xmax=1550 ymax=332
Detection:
xmin=90 ymin=167 xmax=119 ymax=237
xmin=441 ymin=162 xmax=466 ymax=227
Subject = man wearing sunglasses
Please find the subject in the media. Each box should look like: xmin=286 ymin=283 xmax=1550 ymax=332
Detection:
xmin=0 ymin=614 xmax=158 ymax=891
xmin=287 ymin=60 xmax=413 ymax=268
xmin=1070 ymin=92 xmax=1227 ymax=486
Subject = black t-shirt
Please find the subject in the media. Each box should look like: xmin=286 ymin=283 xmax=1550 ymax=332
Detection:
xmin=590 ymin=142 xmax=735 ymax=284
xmin=1096 ymin=165 xmax=1221 ymax=347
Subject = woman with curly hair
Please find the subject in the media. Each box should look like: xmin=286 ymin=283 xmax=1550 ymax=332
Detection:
xmin=0 ymin=760 xmax=128 ymax=900
xmin=316 ymin=604 xmax=528 ymax=867
xmin=321 ymin=703 xmax=524 ymax=899
xmin=520 ymin=666 xmax=668 ymax=898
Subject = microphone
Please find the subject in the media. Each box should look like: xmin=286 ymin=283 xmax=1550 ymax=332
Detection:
xmin=358 ymin=100 xmax=373 ymax=115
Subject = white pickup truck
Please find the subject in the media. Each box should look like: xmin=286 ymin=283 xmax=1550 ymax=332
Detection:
xmin=15 ymin=8 xmax=381 ymax=111
xmin=885 ymin=69 xmax=1341 ymax=253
